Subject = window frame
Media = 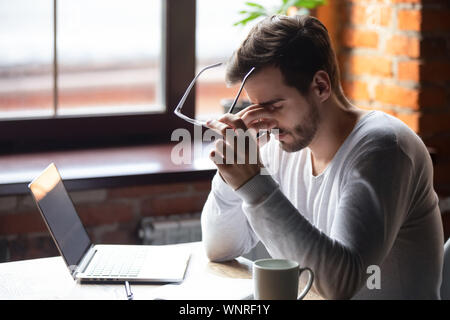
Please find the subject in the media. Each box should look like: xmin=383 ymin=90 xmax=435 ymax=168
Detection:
xmin=0 ymin=0 xmax=196 ymax=153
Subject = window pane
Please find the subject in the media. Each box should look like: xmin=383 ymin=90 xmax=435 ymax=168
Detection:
xmin=191 ymin=64 xmax=250 ymax=120
xmin=0 ymin=0 xmax=53 ymax=119
xmin=58 ymin=0 xmax=163 ymax=116
xmin=195 ymin=0 xmax=279 ymax=120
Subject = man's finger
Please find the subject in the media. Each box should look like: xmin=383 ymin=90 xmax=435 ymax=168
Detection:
xmin=236 ymin=104 xmax=262 ymax=117
xmin=206 ymin=119 xmax=232 ymax=137
xmin=217 ymin=113 xmax=247 ymax=131
xmin=241 ymin=108 xmax=276 ymax=127
xmin=209 ymin=147 xmax=225 ymax=166
xmin=215 ymin=138 xmax=240 ymax=165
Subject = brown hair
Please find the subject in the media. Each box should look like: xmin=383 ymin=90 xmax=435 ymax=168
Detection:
xmin=226 ymin=15 xmax=343 ymax=100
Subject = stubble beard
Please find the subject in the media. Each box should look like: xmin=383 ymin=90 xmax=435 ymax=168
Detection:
xmin=279 ymin=101 xmax=320 ymax=153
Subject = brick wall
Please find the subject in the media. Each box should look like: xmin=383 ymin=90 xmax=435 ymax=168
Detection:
xmin=0 ymin=180 xmax=211 ymax=262
xmin=319 ymin=0 xmax=450 ymax=239
xmin=1 ymin=0 xmax=449 ymax=263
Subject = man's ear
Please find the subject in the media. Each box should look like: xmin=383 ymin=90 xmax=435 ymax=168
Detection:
xmin=311 ymin=71 xmax=331 ymax=103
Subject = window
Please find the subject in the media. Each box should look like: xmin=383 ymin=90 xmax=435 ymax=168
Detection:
xmin=195 ymin=0 xmax=280 ymax=120
xmin=0 ymin=0 xmax=162 ymax=119
xmin=0 ymin=0 xmax=53 ymax=118
xmin=57 ymin=0 xmax=163 ymax=116
xmin=0 ymin=0 xmax=195 ymax=152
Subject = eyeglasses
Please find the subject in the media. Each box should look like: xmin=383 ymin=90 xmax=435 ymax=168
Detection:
xmin=174 ymin=62 xmax=256 ymax=127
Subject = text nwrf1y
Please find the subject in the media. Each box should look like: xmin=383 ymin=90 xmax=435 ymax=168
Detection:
xmin=178 ymin=304 xmax=271 ymax=317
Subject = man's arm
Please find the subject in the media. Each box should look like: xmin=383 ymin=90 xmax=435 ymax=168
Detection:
xmin=201 ymin=172 xmax=259 ymax=262
xmin=235 ymin=145 xmax=417 ymax=299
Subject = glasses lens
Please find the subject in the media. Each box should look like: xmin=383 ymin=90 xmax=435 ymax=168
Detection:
xmin=193 ymin=64 xmax=251 ymax=121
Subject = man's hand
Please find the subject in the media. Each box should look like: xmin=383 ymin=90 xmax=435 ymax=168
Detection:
xmin=206 ymin=106 xmax=277 ymax=190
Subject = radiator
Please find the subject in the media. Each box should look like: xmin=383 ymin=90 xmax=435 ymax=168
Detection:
xmin=138 ymin=213 xmax=202 ymax=245
xmin=138 ymin=213 xmax=271 ymax=261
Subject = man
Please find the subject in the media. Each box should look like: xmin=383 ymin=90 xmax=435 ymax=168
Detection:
xmin=201 ymin=15 xmax=444 ymax=299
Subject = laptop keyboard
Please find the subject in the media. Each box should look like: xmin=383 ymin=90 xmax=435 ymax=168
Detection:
xmin=86 ymin=247 xmax=148 ymax=278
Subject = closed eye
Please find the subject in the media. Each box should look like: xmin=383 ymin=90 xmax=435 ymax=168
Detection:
xmin=257 ymin=98 xmax=285 ymax=107
xmin=265 ymin=103 xmax=283 ymax=112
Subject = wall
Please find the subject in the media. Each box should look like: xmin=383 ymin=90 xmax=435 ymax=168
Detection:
xmin=1 ymin=0 xmax=450 ymax=262
xmin=318 ymin=0 xmax=450 ymax=239
xmin=0 ymin=180 xmax=211 ymax=262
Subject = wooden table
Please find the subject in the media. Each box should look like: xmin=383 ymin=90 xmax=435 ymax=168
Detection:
xmin=0 ymin=242 xmax=322 ymax=300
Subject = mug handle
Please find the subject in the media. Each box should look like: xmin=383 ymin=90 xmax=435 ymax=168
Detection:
xmin=297 ymin=267 xmax=314 ymax=300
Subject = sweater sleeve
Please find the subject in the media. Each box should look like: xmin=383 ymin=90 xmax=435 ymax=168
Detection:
xmin=235 ymin=144 xmax=415 ymax=299
xmin=200 ymin=172 xmax=259 ymax=262
xmin=200 ymin=138 xmax=278 ymax=262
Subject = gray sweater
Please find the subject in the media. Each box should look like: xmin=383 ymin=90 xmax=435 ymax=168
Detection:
xmin=201 ymin=111 xmax=444 ymax=299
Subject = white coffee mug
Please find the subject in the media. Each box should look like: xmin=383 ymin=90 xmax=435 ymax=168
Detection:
xmin=253 ymin=258 xmax=314 ymax=300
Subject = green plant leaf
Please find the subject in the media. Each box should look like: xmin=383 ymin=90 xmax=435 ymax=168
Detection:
xmin=237 ymin=3 xmax=267 ymax=17
xmin=293 ymin=0 xmax=326 ymax=9
xmin=244 ymin=2 xmax=266 ymax=10
xmin=233 ymin=0 xmax=326 ymax=27
xmin=234 ymin=11 xmax=265 ymax=26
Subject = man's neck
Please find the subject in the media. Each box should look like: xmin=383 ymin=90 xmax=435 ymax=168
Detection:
xmin=308 ymin=96 xmax=367 ymax=176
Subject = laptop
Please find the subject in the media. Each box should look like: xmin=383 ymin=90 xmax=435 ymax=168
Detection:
xmin=28 ymin=163 xmax=191 ymax=283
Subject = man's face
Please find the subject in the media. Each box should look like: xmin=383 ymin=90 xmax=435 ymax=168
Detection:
xmin=244 ymin=66 xmax=320 ymax=152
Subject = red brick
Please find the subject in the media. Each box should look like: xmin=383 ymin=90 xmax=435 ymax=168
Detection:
xmin=385 ymin=35 xmax=420 ymax=58
xmin=398 ymin=60 xmax=420 ymax=82
xmin=375 ymin=84 xmax=420 ymax=109
xmin=350 ymin=5 xmax=367 ymax=26
xmin=191 ymin=180 xmax=212 ymax=192
xmin=142 ymin=194 xmax=209 ymax=217
xmin=398 ymin=9 xmax=421 ymax=31
xmin=0 ymin=211 xmax=47 ymax=235
xmin=316 ymin=0 xmax=346 ymax=51
xmin=358 ymin=105 xmax=398 ymax=117
xmin=395 ymin=112 xmax=420 ymax=133
xmin=376 ymin=107 xmax=398 ymax=118
xmin=98 ymin=227 xmax=139 ymax=245
xmin=348 ymin=0 xmax=387 ymax=2
xmin=78 ymin=203 xmax=134 ymax=227
xmin=398 ymin=8 xmax=450 ymax=32
xmin=8 ymin=236 xmax=59 ymax=262
xmin=350 ymin=4 xmax=391 ymax=27
xmin=0 ymin=196 xmax=17 ymax=213
xmin=108 ymin=183 xmax=190 ymax=198
xmin=348 ymin=55 xmax=392 ymax=77
xmin=342 ymin=28 xmax=379 ymax=48
xmin=343 ymin=80 xmax=370 ymax=101
xmin=392 ymin=0 xmax=421 ymax=3
xmin=398 ymin=60 xmax=450 ymax=83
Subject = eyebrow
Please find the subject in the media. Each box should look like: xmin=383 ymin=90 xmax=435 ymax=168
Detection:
xmin=257 ymin=98 xmax=285 ymax=107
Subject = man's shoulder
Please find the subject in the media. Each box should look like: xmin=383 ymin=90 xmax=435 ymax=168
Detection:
xmin=347 ymin=111 xmax=430 ymax=170
xmin=355 ymin=111 xmax=422 ymax=151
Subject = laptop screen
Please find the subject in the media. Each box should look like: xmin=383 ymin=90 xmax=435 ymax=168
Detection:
xmin=28 ymin=163 xmax=92 ymax=272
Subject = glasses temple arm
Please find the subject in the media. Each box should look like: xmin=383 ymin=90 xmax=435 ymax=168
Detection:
xmin=174 ymin=63 xmax=223 ymax=113
xmin=228 ymin=67 xmax=256 ymax=114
